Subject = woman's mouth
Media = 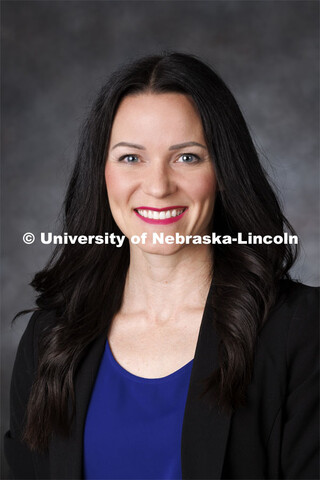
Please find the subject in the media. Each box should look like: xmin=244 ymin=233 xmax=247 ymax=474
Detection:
xmin=134 ymin=206 xmax=188 ymax=225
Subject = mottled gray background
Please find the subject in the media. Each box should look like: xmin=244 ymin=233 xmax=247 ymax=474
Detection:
xmin=1 ymin=0 xmax=319 ymax=477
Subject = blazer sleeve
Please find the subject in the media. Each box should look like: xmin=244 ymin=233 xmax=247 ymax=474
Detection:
xmin=281 ymin=286 xmax=319 ymax=479
xmin=4 ymin=310 xmax=42 ymax=479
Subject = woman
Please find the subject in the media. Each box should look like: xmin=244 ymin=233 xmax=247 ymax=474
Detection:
xmin=4 ymin=52 xmax=319 ymax=480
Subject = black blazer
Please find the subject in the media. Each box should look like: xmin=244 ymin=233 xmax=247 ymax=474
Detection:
xmin=4 ymin=280 xmax=319 ymax=479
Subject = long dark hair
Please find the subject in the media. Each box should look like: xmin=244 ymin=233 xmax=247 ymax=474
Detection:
xmin=20 ymin=52 xmax=297 ymax=452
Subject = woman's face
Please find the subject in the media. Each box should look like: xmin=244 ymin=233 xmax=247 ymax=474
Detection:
xmin=105 ymin=92 xmax=217 ymax=254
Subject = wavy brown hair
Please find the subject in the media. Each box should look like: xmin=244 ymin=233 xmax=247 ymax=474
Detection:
xmin=17 ymin=52 xmax=297 ymax=452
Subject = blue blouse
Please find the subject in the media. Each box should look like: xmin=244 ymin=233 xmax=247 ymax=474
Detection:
xmin=83 ymin=339 xmax=193 ymax=479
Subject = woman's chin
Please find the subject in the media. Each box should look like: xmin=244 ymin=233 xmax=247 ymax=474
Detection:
xmin=131 ymin=241 xmax=188 ymax=257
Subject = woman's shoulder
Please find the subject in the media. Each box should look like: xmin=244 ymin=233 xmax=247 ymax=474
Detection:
xmin=266 ymin=279 xmax=319 ymax=326
xmin=21 ymin=308 xmax=58 ymax=338
xmin=15 ymin=309 xmax=59 ymax=365
xmin=277 ymin=278 xmax=319 ymax=300
xmin=259 ymin=279 xmax=319 ymax=364
xmin=274 ymin=278 xmax=318 ymax=304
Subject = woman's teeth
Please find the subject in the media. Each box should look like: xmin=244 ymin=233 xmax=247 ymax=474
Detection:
xmin=136 ymin=208 xmax=186 ymax=219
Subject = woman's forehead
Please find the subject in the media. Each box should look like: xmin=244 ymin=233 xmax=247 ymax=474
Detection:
xmin=109 ymin=92 xmax=206 ymax=146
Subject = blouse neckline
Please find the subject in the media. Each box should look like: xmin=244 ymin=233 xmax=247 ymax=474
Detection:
xmin=105 ymin=339 xmax=194 ymax=384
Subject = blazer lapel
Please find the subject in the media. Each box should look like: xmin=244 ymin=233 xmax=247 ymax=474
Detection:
xmin=49 ymin=327 xmax=109 ymax=479
xmin=181 ymin=286 xmax=232 ymax=479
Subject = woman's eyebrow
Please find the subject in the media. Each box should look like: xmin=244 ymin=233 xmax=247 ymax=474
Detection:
xmin=112 ymin=142 xmax=146 ymax=150
xmin=169 ymin=141 xmax=207 ymax=150
xmin=112 ymin=141 xmax=207 ymax=151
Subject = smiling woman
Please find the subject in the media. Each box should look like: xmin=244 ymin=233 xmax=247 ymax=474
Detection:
xmin=4 ymin=53 xmax=319 ymax=480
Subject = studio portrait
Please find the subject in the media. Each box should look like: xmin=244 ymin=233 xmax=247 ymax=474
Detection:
xmin=1 ymin=2 xmax=319 ymax=480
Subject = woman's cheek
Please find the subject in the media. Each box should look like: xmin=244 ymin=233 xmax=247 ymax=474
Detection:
xmin=190 ymin=173 xmax=217 ymax=202
xmin=105 ymin=168 xmax=127 ymax=203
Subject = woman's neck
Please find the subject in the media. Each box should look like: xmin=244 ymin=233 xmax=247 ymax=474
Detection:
xmin=120 ymin=244 xmax=213 ymax=324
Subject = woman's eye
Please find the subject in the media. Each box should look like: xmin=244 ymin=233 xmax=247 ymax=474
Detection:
xmin=177 ymin=153 xmax=200 ymax=163
xmin=119 ymin=154 xmax=140 ymax=163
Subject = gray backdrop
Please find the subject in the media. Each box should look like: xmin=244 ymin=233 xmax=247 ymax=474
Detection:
xmin=1 ymin=1 xmax=319 ymax=477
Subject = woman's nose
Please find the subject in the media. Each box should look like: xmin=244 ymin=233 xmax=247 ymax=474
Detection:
xmin=142 ymin=161 xmax=177 ymax=198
